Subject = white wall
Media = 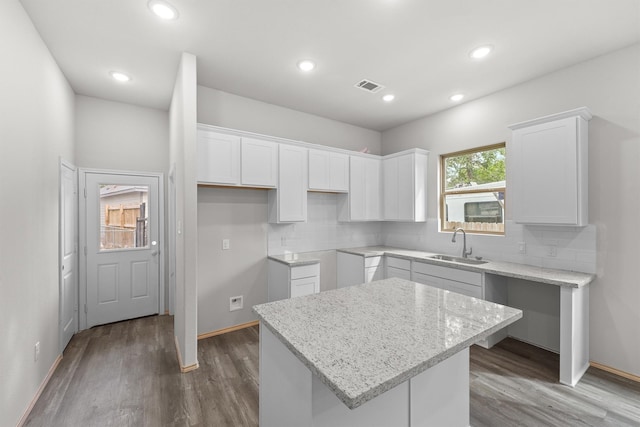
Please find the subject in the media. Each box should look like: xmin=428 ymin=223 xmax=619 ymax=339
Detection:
xmin=169 ymin=53 xmax=198 ymax=370
xmin=75 ymin=95 xmax=171 ymax=308
xmin=0 ymin=1 xmax=75 ymax=426
xmin=75 ymin=95 xmax=169 ymax=172
xmin=198 ymin=86 xmax=382 ymax=154
xmin=381 ymin=44 xmax=640 ymax=377
xmin=197 ymin=188 xmax=268 ymax=334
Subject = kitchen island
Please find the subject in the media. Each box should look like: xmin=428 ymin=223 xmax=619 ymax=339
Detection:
xmin=253 ymin=278 xmax=522 ymax=427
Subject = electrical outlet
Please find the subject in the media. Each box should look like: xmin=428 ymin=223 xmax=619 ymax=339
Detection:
xmin=222 ymin=239 xmax=230 ymax=250
xmin=518 ymin=242 xmax=526 ymax=254
xmin=548 ymin=245 xmax=557 ymax=257
xmin=230 ymin=295 xmax=243 ymax=312
xmin=34 ymin=342 xmax=40 ymax=362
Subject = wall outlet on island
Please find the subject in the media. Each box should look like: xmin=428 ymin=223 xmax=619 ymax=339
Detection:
xmin=230 ymin=296 xmax=243 ymax=312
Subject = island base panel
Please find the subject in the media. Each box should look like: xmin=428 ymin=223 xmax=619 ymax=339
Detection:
xmin=260 ymin=326 xmax=471 ymax=427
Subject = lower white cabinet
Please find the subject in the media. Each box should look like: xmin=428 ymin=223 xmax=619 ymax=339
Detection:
xmin=412 ymin=262 xmax=482 ymax=299
xmin=337 ymin=252 xmax=383 ymax=288
xmin=268 ymin=260 xmax=320 ymax=302
xmin=385 ymin=256 xmax=411 ymax=280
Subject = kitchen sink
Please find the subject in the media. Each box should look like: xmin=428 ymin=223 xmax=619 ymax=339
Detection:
xmin=429 ymin=254 xmax=488 ymax=265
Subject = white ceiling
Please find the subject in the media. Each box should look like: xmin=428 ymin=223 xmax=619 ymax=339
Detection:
xmin=20 ymin=0 xmax=640 ymax=131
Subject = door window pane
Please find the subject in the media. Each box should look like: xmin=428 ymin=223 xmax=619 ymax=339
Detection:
xmin=99 ymin=184 xmax=149 ymax=250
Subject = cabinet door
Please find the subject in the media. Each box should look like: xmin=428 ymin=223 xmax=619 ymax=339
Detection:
xmin=337 ymin=252 xmax=365 ymax=288
xmin=364 ymin=158 xmax=382 ymax=220
xmin=308 ymin=149 xmax=330 ymax=190
xmin=278 ymin=145 xmax=307 ymax=222
xmin=241 ymin=137 xmax=277 ymax=187
xmin=328 ymin=152 xmax=349 ymax=192
xmin=397 ymin=154 xmax=415 ymax=221
xmin=291 ymin=276 xmax=319 ymax=298
xmin=511 ymin=117 xmax=580 ymax=225
xmin=387 ymin=266 xmax=411 ymax=280
xmin=349 ymin=156 xmax=367 ymax=220
xmin=383 ymin=157 xmax=399 ymax=220
xmin=197 ymin=131 xmax=240 ymax=185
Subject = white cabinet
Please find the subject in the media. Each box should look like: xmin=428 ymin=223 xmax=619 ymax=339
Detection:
xmin=385 ymin=256 xmax=411 ymax=280
xmin=337 ymin=252 xmax=383 ymax=288
xmin=197 ymin=127 xmax=277 ymax=188
xmin=508 ymin=107 xmax=591 ymax=226
xmin=339 ymin=156 xmax=382 ymax=221
xmin=197 ymin=128 xmax=240 ymax=185
xmin=382 ymin=150 xmax=428 ymax=222
xmin=268 ymin=260 xmax=320 ymax=302
xmin=412 ymin=262 xmax=483 ymax=299
xmin=241 ymin=137 xmax=278 ymax=187
xmin=308 ymin=149 xmax=349 ymax=192
xmin=269 ymin=144 xmax=308 ymax=223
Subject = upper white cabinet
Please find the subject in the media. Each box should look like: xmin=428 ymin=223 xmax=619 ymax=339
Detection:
xmin=197 ymin=128 xmax=240 ymax=185
xmin=339 ymin=156 xmax=382 ymax=221
xmin=308 ymin=149 xmax=349 ymax=192
xmin=269 ymin=144 xmax=308 ymax=223
xmin=383 ymin=149 xmax=428 ymax=222
xmin=241 ymin=137 xmax=278 ymax=187
xmin=509 ymin=107 xmax=591 ymax=226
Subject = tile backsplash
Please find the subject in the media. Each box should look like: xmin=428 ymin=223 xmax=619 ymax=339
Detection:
xmin=268 ymin=193 xmax=383 ymax=255
xmin=383 ymin=219 xmax=596 ymax=274
xmin=268 ymin=194 xmax=596 ymax=274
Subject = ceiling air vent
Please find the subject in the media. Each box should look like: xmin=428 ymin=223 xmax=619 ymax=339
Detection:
xmin=354 ymin=79 xmax=385 ymax=93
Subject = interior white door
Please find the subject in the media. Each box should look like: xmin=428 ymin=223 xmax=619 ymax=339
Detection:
xmin=60 ymin=161 xmax=78 ymax=351
xmin=83 ymin=171 xmax=161 ymax=328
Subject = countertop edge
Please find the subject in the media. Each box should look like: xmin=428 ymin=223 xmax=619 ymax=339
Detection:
xmin=337 ymin=247 xmax=595 ymax=288
xmin=267 ymin=255 xmax=321 ymax=267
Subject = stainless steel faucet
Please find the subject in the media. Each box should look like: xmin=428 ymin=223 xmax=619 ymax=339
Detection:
xmin=452 ymin=228 xmax=472 ymax=258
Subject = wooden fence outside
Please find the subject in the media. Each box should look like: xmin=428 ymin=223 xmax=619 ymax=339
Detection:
xmin=101 ymin=204 xmax=146 ymax=249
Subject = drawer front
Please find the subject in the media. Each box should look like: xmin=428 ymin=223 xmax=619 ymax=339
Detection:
xmin=386 ymin=256 xmax=410 ymax=270
xmin=291 ymin=276 xmax=319 ymax=298
xmin=412 ymin=262 xmax=482 ymax=286
xmin=386 ymin=266 xmax=411 ymax=280
xmin=364 ymin=256 xmax=382 ymax=268
xmin=413 ymin=272 xmax=482 ymax=299
xmin=291 ymin=263 xmax=320 ymax=280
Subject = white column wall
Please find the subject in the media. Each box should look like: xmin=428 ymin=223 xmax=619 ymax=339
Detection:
xmin=0 ymin=1 xmax=75 ymax=426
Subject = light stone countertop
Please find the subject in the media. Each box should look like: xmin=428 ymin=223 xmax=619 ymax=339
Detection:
xmin=268 ymin=253 xmax=321 ymax=267
xmin=338 ymin=246 xmax=595 ymax=288
xmin=253 ymin=278 xmax=522 ymax=409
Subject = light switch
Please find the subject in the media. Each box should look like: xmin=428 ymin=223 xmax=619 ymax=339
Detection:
xmin=222 ymin=239 xmax=230 ymax=250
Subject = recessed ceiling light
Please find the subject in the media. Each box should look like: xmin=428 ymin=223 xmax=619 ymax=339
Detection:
xmin=110 ymin=71 xmax=131 ymax=82
xmin=148 ymin=0 xmax=179 ymax=20
xmin=382 ymin=94 xmax=395 ymax=102
xmin=469 ymin=45 xmax=493 ymax=59
xmin=297 ymin=60 xmax=316 ymax=72
xmin=450 ymin=93 xmax=464 ymax=102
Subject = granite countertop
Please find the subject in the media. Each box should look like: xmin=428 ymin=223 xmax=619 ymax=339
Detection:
xmin=338 ymin=246 xmax=595 ymax=288
xmin=268 ymin=253 xmax=321 ymax=267
xmin=253 ymin=278 xmax=522 ymax=409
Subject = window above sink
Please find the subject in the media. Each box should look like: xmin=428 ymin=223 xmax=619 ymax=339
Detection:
xmin=440 ymin=143 xmax=506 ymax=235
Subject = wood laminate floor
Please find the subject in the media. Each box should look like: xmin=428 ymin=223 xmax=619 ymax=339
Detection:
xmin=25 ymin=315 xmax=640 ymax=427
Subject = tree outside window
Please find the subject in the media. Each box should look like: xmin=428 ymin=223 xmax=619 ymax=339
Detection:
xmin=440 ymin=143 xmax=506 ymax=234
